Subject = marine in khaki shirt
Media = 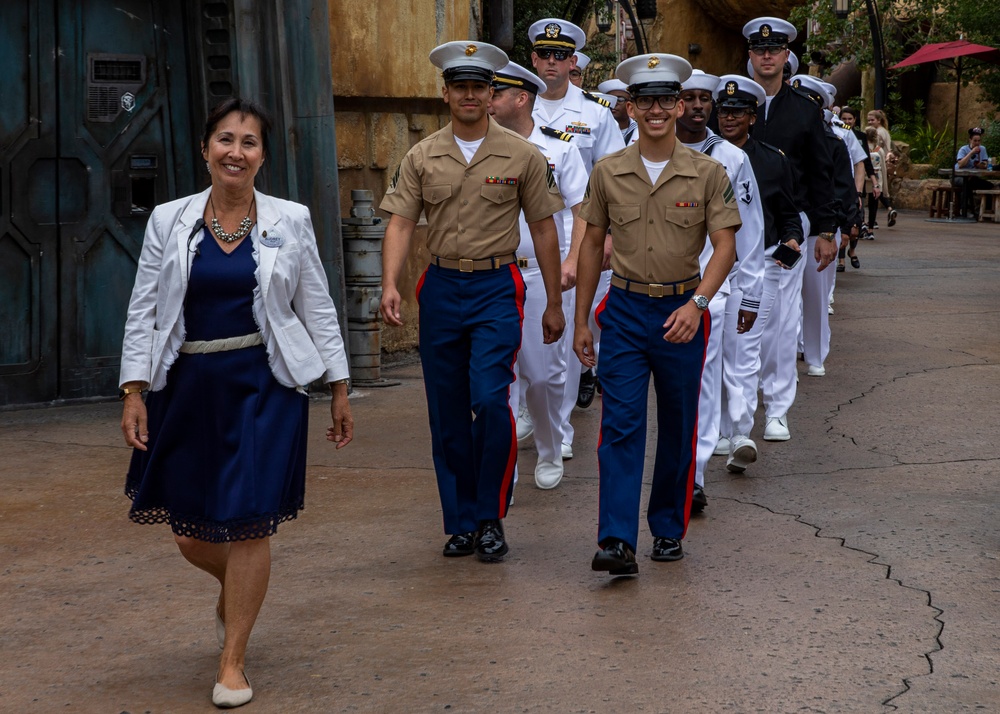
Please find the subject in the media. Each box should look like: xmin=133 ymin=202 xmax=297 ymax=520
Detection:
xmin=378 ymin=41 xmax=565 ymax=565
xmin=574 ymin=53 xmax=739 ymax=578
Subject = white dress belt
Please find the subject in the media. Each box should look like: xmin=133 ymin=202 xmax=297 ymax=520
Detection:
xmin=179 ymin=332 xmax=264 ymax=354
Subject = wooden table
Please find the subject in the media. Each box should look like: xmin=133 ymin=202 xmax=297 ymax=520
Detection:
xmin=937 ymin=169 xmax=1000 ymax=219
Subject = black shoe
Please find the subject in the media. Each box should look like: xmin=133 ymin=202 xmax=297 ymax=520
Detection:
xmin=475 ymin=519 xmax=508 ymax=562
xmin=591 ymin=539 xmax=638 ymax=575
xmin=650 ymin=537 xmax=684 ymax=562
xmin=887 ymin=208 xmax=897 ymax=227
xmin=577 ymin=369 xmax=597 ymax=408
xmin=691 ymin=485 xmax=707 ymax=514
xmin=443 ymin=531 xmax=477 ymax=557
xmin=595 ymin=375 xmax=602 ymax=396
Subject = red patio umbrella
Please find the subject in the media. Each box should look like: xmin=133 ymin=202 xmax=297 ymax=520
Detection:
xmin=891 ymin=40 xmax=1000 ymax=175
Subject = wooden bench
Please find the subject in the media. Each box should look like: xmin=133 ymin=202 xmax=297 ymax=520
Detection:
xmin=929 ymin=184 xmax=962 ymax=218
xmin=974 ymin=189 xmax=1000 ymax=222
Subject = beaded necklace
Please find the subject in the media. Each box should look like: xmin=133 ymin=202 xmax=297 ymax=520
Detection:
xmin=210 ymin=194 xmax=256 ymax=243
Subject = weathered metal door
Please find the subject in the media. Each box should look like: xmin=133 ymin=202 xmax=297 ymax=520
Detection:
xmin=0 ymin=0 xmax=197 ymax=404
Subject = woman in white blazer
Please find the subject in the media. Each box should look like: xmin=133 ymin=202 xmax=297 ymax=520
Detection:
xmin=119 ymin=98 xmax=353 ymax=708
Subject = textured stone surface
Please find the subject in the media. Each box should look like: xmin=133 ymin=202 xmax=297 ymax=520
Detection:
xmin=2 ymin=211 xmax=999 ymax=711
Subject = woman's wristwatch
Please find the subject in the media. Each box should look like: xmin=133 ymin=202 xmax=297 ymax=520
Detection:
xmin=119 ymin=387 xmax=144 ymax=400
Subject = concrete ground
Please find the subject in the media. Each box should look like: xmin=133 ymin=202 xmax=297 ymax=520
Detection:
xmin=1 ymin=210 xmax=998 ymax=713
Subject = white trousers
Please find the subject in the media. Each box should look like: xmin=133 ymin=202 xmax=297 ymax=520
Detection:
xmin=560 ymin=269 xmax=610 ymax=447
xmin=719 ymin=286 xmax=764 ymax=439
xmin=760 ymin=214 xmax=810 ymax=420
xmin=694 ymin=294 xmax=727 ymax=488
xmin=801 ymin=234 xmax=834 ymax=369
xmin=509 ymin=267 xmax=566 ymax=464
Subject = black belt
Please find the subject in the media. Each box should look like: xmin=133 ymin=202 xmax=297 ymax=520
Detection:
xmin=431 ymin=254 xmax=517 ymax=272
xmin=610 ymin=274 xmax=700 ymax=297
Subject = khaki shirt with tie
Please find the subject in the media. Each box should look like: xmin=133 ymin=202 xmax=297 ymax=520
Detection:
xmin=380 ymin=116 xmax=564 ymax=260
xmin=579 ymin=142 xmax=742 ymax=285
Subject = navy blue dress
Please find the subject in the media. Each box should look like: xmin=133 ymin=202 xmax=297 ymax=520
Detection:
xmin=125 ymin=228 xmax=309 ymax=542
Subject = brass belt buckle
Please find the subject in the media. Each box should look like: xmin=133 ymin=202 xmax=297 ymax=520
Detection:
xmin=459 ymin=258 xmax=474 ymax=272
xmin=517 ymin=257 xmax=529 ymax=268
xmin=648 ymin=283 xmax=664 ymax=298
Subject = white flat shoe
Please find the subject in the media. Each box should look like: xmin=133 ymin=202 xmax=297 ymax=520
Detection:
xmin=213 ymin=673 xmax=252 ymax=708
xmin=534 ymin=459 xmax=564 ymax=490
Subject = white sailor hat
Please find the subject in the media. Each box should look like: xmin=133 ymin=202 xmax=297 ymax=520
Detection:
xmin=429 ymin=41 xmax=508 ymax=83
xmin=789 ymin=74 xmax=831 ymax=108
xmin=715 ymin=74 xmax=766 ymax=110
xmin=529 ymin=18 xmax=586 ymax=51
xmin=682 ymin=69 xmax=720 ymax=94
xmin=493 ymin=61 xmax=546 ymax=94
xmin=597 ymin=78 xmax=629 ymax=94
xmin=574 ymin=52 xmax=590 ymax=70
xmin=822 ymin=81 xmax=838 ymax=108
xmin=616 ymin=53 xmax=693 ymax=96
xmin=742 ymin=17 xmax=798 ymax=47
xmin=746 ymin=49 xmax=799 ymax=78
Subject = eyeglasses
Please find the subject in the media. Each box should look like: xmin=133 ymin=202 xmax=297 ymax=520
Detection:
xmin=718 ymin=107 xmax=751 ymax=118
xmin=535 ymin=49 xmax=572 ymax=61
xmin=633 ymin=95 xmax=679 ymax=111
xmin=610 ymin=96 xmax=626 ymax=106
xmin=749 ymin=45 xmax=788 ymax=56
xmin=569 ymin=69 xmax=582 ymax=78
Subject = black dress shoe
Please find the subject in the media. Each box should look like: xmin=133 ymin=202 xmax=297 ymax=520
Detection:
xmin=475 ymin=519 xmax=508 ymax=562
xmin=591 ymin=539 xmax=638 ymax=575
xmin=443 ymin=531 xmax=477 ymax=557
xmin=577 ymin=369 xmax=597 ymax=409
xmin=691 ymin=485 xmax=707 ymax=514
xmin=650 ymin=537 xmax=684 ymax=562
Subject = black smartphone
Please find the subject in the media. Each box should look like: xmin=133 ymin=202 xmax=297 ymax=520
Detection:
xmin=773 ymin=243 xmax=802 ymax=269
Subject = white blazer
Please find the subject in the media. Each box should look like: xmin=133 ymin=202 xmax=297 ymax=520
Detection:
xmin=120 ymin=186 xmax=350 ymax=392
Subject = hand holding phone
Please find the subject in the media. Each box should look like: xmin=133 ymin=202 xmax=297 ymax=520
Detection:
xmin=773 ymin=243 xmax=802 ymax=269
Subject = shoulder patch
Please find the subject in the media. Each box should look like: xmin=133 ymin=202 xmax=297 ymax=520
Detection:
xmin=387 ymin=163 xmax=401 ymax=194
xmin=722 ymin=180 xmax=735 ymax=204
xmin=582 ymin=90 xmax=611 ymax=108
xmin=540 ymin=125 xmax=573 ymax=142
xmin=545 ymin=164 xmax=557 ymax=191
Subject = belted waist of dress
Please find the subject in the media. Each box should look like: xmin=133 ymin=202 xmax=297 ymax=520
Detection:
xmin=610 ymin=274 xmax=701 ymax=298
xmin=179 ymin=332 xmax=264 ymax=354
xmin=430 ymin=253 xmax=517 ymax=272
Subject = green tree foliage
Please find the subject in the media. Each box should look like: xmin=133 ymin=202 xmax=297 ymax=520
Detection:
xmin=790 ymin=0 xmax=1000 ymax=110
xmin=483 ymin=0 xmax=595 ymax=68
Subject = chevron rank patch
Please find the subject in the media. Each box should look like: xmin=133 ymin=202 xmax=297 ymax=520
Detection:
xmin=545 ymin=164 xmax=556 ymax=191
xmin=387 ymin=163 xmax=401 ymax=194
xmin=723 ymin=181 xmax=735 ymax=204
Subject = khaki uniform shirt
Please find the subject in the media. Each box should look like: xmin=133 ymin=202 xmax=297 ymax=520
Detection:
xmin=380 ymin=116 xmax=564 ymax=260
xmin=579 ymin=142 xmax=742 ymax=285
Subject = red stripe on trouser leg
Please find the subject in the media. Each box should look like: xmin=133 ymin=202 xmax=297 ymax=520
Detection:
xmin=681 ymin=308 xmax=711 ymax=539
xmin=498 ymin=265 xmax=526 ymax=518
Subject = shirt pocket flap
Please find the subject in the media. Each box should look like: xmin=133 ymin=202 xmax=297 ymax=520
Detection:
xmin=663 ymin=206 xmax=705 ymax=228
xmin=422 ymin=184 xmax=453 ymax=205
xmin=480 ymin=184 xmax=517 ymax=204
xmin=608 ymin=203 xmax=641 ymax=227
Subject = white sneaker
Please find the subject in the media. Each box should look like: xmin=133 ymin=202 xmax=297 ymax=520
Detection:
xmin=807 ymin=364 xmax=826 ymax=377
xmin=516 ymin=406 xmax=534 ymax=442
xmin=534 ymin=459 xmax=564 ymax=489
xmin=713 ymin=437 xmax=731 ymax=456
xmin=828 ymin=304 xmax=834 ymax=315
xmin=726 ymin=435 xmax=758 ymax=473
xmin=561 ymin=442 xmax=574 ymax=460
xmin=763 ymin=415 xmax=790 ymax=441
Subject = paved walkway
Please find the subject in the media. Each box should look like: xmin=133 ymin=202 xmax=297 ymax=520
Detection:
xmin=2 ymin=211 xmax=998 ymax=712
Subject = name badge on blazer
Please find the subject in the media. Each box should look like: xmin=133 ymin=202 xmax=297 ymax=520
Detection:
xmin=260 ymin=230 xmax=284 ymax=248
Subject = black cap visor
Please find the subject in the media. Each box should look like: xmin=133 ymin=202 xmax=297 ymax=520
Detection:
xmin=717 ymin=96 xmax=758 ymax=110
xmin=443 ymin=67 xmax=494 ymax=84
xmin=748 ymin=34 xmax=789 ymax=48
xmin=629 ymin=81 xmax=681 ymax=98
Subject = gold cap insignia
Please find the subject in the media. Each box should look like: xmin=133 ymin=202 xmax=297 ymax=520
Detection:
xmin=465 ymin=44 xmax=478 ymax=56
xmin=792 ymin=78 xmax=801 ymax=89
xmin=761 ymin=24 xmax=771 ymax=37
xmin=647 ymin=56 xmax=660 ymax=68
xmin=545 ymin=23 xmax=561 ymax=38
xmin=726 ymin=81 xmax=737 ymax=96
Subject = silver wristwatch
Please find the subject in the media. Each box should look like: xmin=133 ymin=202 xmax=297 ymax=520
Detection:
xmin=691 ymin=294 xmax=710 ymax=310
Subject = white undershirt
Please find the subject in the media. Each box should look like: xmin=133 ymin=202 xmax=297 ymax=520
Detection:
xmin=535 ymin=96 xmax=562 ymax=124
xmin=454 ymin=137 xmax=484 ymax=164
xmin=764 ymin=94 xmax=775 ymax=120
xmin=641 ymin=155 xmax=669 ymax=184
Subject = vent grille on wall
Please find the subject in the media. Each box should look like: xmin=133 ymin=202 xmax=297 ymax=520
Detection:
xmin=86 ymin=54 xmax=146 ymax=123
